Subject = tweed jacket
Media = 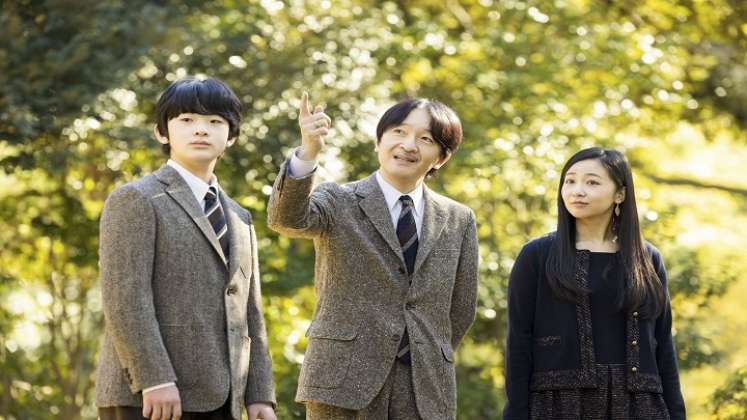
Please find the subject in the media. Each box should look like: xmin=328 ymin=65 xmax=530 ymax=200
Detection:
xmin=503 ymin=234 xmax=686 ymax=420
xmin=266 ymin=155 xmax=479 ymax=419
xmin=95 ymin=165 xmax=276 ymax=419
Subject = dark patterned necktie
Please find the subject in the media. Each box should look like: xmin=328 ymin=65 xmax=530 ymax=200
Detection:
xmin=204 ymin=186 xmax=230 ymax=259
xmin=397 ymin=195 xmax=419 ymax=276
xmin=396 ymin=195 xmax=418 ymax=364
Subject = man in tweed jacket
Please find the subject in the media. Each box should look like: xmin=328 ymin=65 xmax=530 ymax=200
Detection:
xmin=96 ymin=78 xmax=276 ymax=420
xmin=267 ymin=94 xmax=479 ymax=419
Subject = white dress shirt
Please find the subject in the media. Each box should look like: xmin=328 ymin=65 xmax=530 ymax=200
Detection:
xmin=167 ymin=159 xmax=224 ymax=210
xmin=289 ymin=150 xmax=424 ymax=238
xmin=374 ymin=172 xmax=424 ymax=238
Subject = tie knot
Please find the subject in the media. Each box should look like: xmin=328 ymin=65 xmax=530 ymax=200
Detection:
xmin=399 ymin=195 xmax=414 ymax=208
xmin=205 ymin=186 xmax=218 ymax=201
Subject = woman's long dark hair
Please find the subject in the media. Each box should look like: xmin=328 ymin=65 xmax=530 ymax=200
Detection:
xmin=545 ymin=147 xmax=665 ymax=318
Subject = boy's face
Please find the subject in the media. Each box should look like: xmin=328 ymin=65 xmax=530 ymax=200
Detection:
xmin=377 ymin=107 xmax=450 ymax=190
xmin=155 ymin=113 xmax=235 ymax=168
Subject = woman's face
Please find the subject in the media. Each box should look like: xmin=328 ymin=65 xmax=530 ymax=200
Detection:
xmin=561 ymin=158 xmax=624 ymax=221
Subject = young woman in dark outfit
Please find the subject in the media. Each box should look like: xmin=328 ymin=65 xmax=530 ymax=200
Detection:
xmin=503 ymin=148 xmax=686 ymax=420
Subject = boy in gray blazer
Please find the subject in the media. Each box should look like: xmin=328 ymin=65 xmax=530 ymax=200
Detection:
xmin=268 ymin=94 xmax=479 ymax=419
xmin=96 ymin=78 xmax=276 ymax=420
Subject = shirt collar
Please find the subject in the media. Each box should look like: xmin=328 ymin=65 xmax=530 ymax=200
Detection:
xmin=167 ymin=159 xmax=221 ymax=204
xmin=375 ymin=171 xmax=424 ymax=215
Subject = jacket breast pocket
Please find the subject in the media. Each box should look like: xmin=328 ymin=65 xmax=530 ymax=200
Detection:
xmin=300 ymin=323 xmax=358 ymax=389
xmin=535 ymin=335 xmax=562 ymax=348
xmin=426 ymin=249 xmax=460 ymax=279
xmin=431 ymin=249 xmax=460 ymax=260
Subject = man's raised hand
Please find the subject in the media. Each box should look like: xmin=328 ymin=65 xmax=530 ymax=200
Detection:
xmin=298 ymin=92 xmax=331 ymax=160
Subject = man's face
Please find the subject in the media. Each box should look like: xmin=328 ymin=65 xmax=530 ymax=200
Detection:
xmin=157 ymin=113 xmax=234 ymax=167
xmin=377 ymin=107 xmax=450 ymax=191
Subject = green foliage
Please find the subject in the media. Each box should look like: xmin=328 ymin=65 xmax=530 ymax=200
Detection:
xmin=1 ymin=0 xmax=746 ymax=419
xmin=711 ymin=368 xmax=747 ymax=420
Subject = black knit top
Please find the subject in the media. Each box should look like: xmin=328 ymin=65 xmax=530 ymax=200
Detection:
xmin=587 ymin=252 xmax=626 ymax=364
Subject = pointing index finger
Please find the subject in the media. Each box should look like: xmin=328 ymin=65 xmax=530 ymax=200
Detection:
xmin=300 ymin=92 xmax=311 ymax=117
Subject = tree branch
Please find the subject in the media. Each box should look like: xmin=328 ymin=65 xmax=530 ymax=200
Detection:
xmin=646 ymin=173 xmax=747 ymax=198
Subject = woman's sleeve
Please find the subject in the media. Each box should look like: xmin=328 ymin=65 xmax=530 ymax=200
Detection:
xmin=503 ymin=241 xmax=541 ymax=420
xmin=652 ymin=249 xmax=687 ymax=420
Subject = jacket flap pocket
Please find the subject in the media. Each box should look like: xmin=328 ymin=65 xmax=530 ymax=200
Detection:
xmin=306 ymin=321 xmax=358 ymax=341
xmin=441 ymin=342 xmax=454 ymax=362
xmin=630 ymin=373 xmax=663 ymax=393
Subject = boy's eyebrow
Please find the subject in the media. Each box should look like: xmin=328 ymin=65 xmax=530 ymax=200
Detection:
xmin=177 ymin=112 xmax=225 ymax=118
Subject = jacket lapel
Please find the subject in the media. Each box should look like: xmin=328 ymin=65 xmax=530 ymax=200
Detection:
xmin=155 ymin=165 xmax=228 ymax=267
xmin=412 ymin=187 xmax=447 ymax=275
xmin=356 ymin=174 xmax=406 ymax=266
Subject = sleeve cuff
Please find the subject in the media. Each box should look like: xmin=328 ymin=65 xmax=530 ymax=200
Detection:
xmin=288 ymin=149 xmax=318 ymax=178
xmin=142 ymin=382 xmax=176 ymax=394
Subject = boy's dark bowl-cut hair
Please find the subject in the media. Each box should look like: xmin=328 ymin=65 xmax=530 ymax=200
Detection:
xmin=155 ymin=77 xmax=242 ymax=155
xmin=375 ymin=98 xmax=462 ymax=177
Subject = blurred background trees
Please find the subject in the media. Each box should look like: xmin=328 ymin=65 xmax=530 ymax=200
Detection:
xmin=1 ymin=0 xmax=746 ymax=418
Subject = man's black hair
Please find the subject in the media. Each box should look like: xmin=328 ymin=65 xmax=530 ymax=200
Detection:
xmin=375 ymin=98 xmax=462 ymax=176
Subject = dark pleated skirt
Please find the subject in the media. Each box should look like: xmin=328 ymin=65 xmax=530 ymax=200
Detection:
xmin=529 ymin=364 xmax=670 ymax=420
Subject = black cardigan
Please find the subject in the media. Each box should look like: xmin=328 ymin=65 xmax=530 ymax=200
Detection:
xmin=502 ymin=234 xmax=686 ymax=420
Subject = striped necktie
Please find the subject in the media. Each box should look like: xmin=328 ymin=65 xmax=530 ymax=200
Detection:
xmin=396 ymin=195 xmax=418 ymax=364
xmin=204 ymin=186 xmax=230 ymax=259
xmin=397 ymin=195 xmax=418 ymax=276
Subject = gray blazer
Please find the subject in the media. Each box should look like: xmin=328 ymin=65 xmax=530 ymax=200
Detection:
xmin=267 ymin=155 xmax=479 ymax=419
xmin=95 ymin=165 xmax=275 ymax=419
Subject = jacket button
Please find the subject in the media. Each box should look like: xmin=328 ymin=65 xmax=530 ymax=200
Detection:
xmin=226 ymin=285 xmax=238 ymax=295
xmin=631 ymin=340 xmax=638 ymax=346
xmin=631 ymin=366 xmax=638 ymax=373
xmin=398 ymin=267 xmax=406 ymax=274
xmin=632 ymin=311 xmax=639 ymax=317
xmin=405 ymin=302 xmax=415 ymax=310
xmin=391 ymin=333 xmax=400 ymax=342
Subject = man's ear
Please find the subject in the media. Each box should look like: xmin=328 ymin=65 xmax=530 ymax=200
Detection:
xmin=226 ymin=136 xmax=237 ymax=147
xmin=433 ymin=151 xmax=452 ymax=171
xmin=153 ymin=124 xmax=169 ymax=144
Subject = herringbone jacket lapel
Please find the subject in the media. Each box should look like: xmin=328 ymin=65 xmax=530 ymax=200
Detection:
xmin=355 ymin=174 xmax=406 ymax=268
xmin=154 ymin=165 xmax=228 ymax=267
